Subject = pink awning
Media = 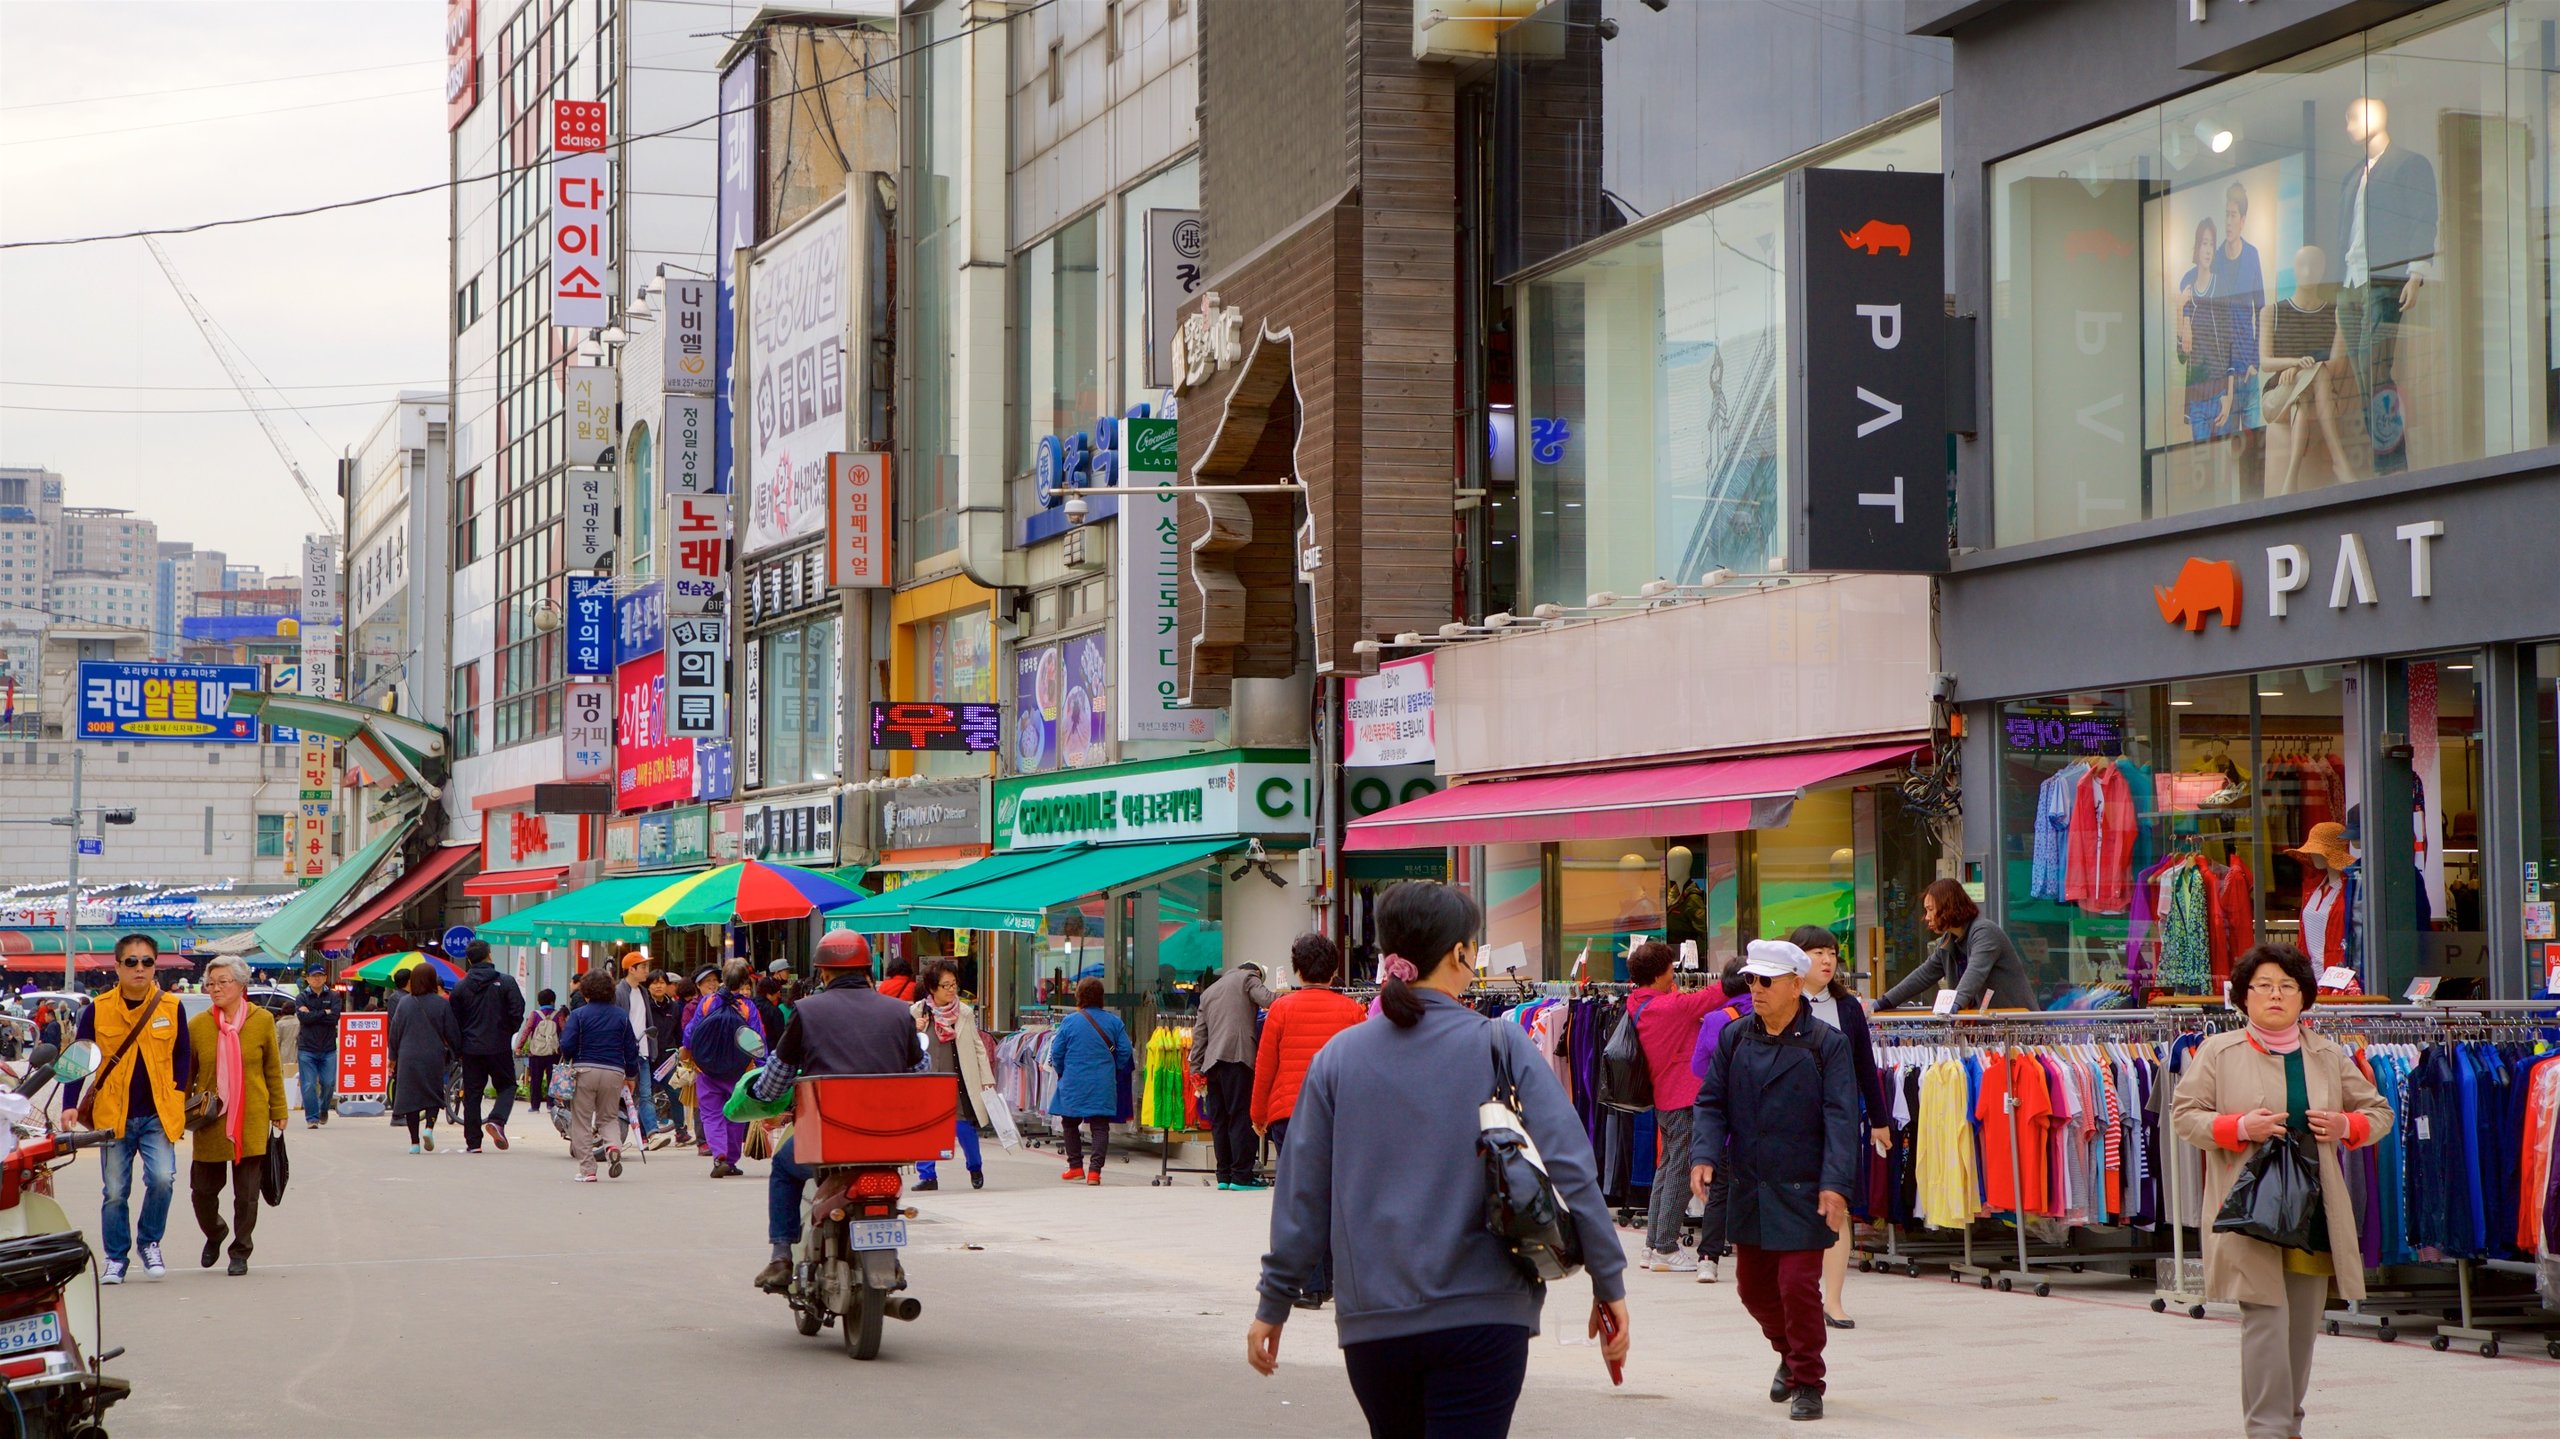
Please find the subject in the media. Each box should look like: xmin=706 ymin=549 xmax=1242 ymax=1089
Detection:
xmin=317 ymin=843 xmax=481 ymax=954
xmin=1343 ymin=743 xmax=1926 ymax=851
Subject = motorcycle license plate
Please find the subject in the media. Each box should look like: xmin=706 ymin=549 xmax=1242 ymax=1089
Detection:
xmin=0 ymin=1311 xmax=60 ymax=1358
xmin=846 ymin=1219 xmax=906 ymax=1250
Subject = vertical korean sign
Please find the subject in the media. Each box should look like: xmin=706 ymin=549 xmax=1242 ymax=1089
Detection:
xmin=663 ymin=278 xmax=712 ymax=394
xmin=566 ymin=575 xmax=611 ymax=677
xmin=297 ymin=534 xmax=340 ymax=885
xmin=744 ymin=202 xmax=847 ymax=555
xmin=714 ymin=59 xmax=756 ymax=495
xmin=1114 ymin=418 xmax=1212 ymax=741
xmin=666 ymin=493 xmax=730 ymax=615
xmin=1145 ymin=210 xmax=1205 ymax=389
xmin=826 ymin=452 xmax=888 ymax=588
xmin=566 ymin=466 xmax=611 ymax=568
xmin=668 ymin=615 xmax=727 ymax=740
xmin=565 ymin=680 xmax=612 ymax=781
xmin=549 ymin=99 xmax=611 ymax=328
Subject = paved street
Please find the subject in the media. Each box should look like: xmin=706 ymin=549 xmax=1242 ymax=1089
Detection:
xmin=57 ymin=1113 xmax=2560 ymax=1438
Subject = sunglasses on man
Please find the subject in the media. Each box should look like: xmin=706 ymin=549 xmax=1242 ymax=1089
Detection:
xmin=116 ymin=955 xmax=156 ymax=969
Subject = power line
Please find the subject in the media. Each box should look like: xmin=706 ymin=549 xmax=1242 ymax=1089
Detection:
xmin=0 ymin=3 xmax=1047 ymax=252
xmin=1 ymin=398 xmax=409 ymax=415
xmin=0 ymin=379 xmax=467 ymax=392
xmin=0 ymin=59 xmax=434 ymax=112
xmin=0 ymin=88 xmax=432 ymax=150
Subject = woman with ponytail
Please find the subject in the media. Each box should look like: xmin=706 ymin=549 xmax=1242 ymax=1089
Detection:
xmin=1246 ymin=882 xmax=1629 ymax=1436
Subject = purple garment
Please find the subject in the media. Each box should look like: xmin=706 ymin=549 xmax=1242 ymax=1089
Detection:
xmin=2124 ymin=854 xmax=2179 ymax=994
xmin=1688 ymin=989 xmax=1754 ymax=1082
xmin=696 ymin=1073 xmax=743 ymax=1163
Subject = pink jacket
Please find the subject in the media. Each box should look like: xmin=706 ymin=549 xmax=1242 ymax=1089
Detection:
xmin=1632 ymin=986 xmax=1724 ymax=1112
xmin=2065 ymin=764 xmax=2135 ymax=914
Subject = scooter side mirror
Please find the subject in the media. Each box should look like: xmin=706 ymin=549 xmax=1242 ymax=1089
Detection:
xmin=52 ymin=1041 xmax=101 ymax=1084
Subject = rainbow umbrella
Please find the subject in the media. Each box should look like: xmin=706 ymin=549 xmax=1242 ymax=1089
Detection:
xmin=620 ymin=861 xmax=867 ymax=929
xmin=342 ymin=950 xmax=463 ymax=985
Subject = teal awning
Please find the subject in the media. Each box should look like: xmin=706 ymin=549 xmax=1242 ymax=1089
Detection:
xmin=901 ymin=840 xmax=1237 ymax=934
xmin=475 ymin=874 xmax=692 ymax=945
xmin=249 ymin=817 xmax=418 ymax=967
xmin=822 ymin=847 xmax=1090 ymax=935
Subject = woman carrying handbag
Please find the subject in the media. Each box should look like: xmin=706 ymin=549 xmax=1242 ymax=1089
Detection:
xmin=1247 ymin=882 xmax=1629 ymax=1437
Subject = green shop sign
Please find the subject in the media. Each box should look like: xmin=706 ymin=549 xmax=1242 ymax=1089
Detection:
xmin=994 ymin=748 xmax=1313 ymax=850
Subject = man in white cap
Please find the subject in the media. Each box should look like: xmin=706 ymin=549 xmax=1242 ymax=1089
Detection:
xmin=1689 ymin=938 xmax=1859 ymax=1422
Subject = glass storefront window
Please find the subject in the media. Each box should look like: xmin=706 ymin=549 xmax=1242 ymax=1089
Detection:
xmin=2526 ymin=643 xmax=2560 ymax=995
xmin=1014 ymin=212 xmax=1104 ymax=475
xmin=1558 ymin=838 xmax=1666 ymax=979
xmin=912 ymin=608 xmax=994 ymax=779
xmin=757 ymin=616 xmax=839 ymax=787
xmin=1991 ymin=0 xmax=2557 ymax=547
xmin=1519 ymin=116 xmax=1937 ymax=606
xmin=1995 ymin=667 xmax=2356 ymax=1003
xmin=1484 ymin=842 xmax=1546 ymax=980
xmin=2369 ymin=654 xmax=2484 ymax=997
xmin=902 ymin=1 xmax=963 ymax=574
xmin=1756 ymin=789 xmax=1857 ymax=950
xmin=1120 ymin=159 xmax=1199 ymax=409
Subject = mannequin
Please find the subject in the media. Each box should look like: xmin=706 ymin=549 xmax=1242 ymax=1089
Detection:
xmin=2336 ymin=96 xmax=2437 ymax=478
xmin=1665 ymin=846 xmax=1709 ymax=949
xmin=2288 ymin=822 xmax=2357 ymax=973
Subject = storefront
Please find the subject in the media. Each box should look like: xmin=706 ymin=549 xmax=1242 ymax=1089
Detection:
xmin=1944 ymin=471 xmax=2560 ymax=1002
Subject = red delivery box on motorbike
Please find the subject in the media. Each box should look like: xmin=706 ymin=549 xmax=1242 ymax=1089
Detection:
xmin=794 ymin=1075 xmax=960 ymax=1166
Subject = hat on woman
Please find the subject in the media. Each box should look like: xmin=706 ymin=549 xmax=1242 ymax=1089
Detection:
xmin=2284 ymin=821 xmax=2356 ymax=870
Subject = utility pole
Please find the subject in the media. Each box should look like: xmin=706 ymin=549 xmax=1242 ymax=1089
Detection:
xmin=62 ymin=749 xmax=81 ymax=995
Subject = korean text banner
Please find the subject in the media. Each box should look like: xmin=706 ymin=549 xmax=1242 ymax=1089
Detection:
xmin=78 ymin=662 xmax=260 ymax=742
xmin=615 ymin=651 xmax=693 ymax=810
xmin=743 ymin=203 xmax=848 ymax=555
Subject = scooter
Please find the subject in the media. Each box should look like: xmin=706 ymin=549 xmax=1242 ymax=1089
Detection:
xmin=0 ymin=1041 xmax=129 ymax=1437
xmin=770 ymin=1073 xmax=951 ymax=1361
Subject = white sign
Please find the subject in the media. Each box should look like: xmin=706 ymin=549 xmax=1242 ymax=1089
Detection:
xmin=662 ymin=395 xmax=710 ymax=496
xmin=564 ymin=366 xmax=616 ymax=467
xmin=299 ymin=535 xmax=340 ymax=624
xmin=997 ymin=752 xmax=1314 ymax=851
xmin=744 ymin=203 xmax=848 ymax=555
xmin=486 ymin=802 xmax=578 ymax=871
xmin=827 ymin=452 xmax=888 ymax=588
xmin=741 ymin=639 xmax=763 ymax=790
xmin=565 ymin=681 xmax=612 ymax=781
xmin=667 ymin=614 xmax=727 ymax=739
xmin=566 ymin=467 xmax=610 ymax=568
xmin=1145 ymin=209 xmax=1204 ymax=390
xmin=1114 ymin=420 xmax=1213 ymax=743
xmin=1344 ymin=655 xmax=1436 ymax=767
xmin=662 ymin=278 xmax=712 ymax=395
xmin=666 ymin=493 xmax=730 ymax=615
xmin=1172 ymin=291 xmax=1245 ymax=394
xmin=548 ymin=151 xmax=612 ymax=328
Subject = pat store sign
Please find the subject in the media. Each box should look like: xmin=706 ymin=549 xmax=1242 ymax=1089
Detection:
xmin=994 ymin=748 xmax=1314 ymax=850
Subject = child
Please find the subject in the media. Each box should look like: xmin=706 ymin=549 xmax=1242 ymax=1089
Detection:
xmin=518 ymin=989 xmax=562 ymax=1112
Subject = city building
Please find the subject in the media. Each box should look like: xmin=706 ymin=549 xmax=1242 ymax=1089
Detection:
xmin=341 ymin=394 xmax=453 ymax=864
xmin=1925 ymin=0 xmax=2560 ymax=1002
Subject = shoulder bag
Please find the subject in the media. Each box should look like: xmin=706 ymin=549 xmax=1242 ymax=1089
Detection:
xmin=1598 ymin=993 xmax=1655 ymax=1113
xmin=1477 ymin=1026 xmax=1585 ymax=1284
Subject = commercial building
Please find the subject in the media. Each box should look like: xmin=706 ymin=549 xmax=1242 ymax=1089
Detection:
xmin=1926 ymin=0 xmax=2560 ymax=1002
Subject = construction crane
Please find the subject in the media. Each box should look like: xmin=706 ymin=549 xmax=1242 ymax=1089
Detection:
xmin=144 ymin=238 xmax=343 ymax=540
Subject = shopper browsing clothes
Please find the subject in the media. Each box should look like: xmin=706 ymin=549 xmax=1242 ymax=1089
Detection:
xmin=1625 ymin=940 xmax=1727 ymax=1276
xmin=1877 ymin=879 xmax=2035 ymax=1012
xmin=1690 ymin=939 xmax=1859 ymax=1422
xmin=1248 ymin=882 xmax=1628 ymax=1436
xmin=185 ymin=957 xmax=287 ymax=1275
xmin=1787 ymin=926 xmax=1890 ymax=1330
xmin=910 ymin=960 xmax=992 ymax=1192
xmin=64 ymin=934 xmax=190 ymax=1284
xmin=2171 ymin=944 xmax=2391 ymax=1439
xmin=1046 ymin=978 xmax=1132 ymax=1184
xmin=1192 ymin=958 xmax=1276 ymax=1190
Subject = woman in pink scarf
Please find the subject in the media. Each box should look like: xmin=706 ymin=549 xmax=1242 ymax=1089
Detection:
xmin=186 ymin=956 xmax=288 ymax=1276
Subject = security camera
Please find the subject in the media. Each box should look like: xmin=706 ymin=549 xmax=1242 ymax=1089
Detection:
xmin=1639 ymin=0 xmax=1668 ymax=10
xmin=1595 ymin=16 xmax=1619 ymax=39
xmin=1064 ymin=493 xmax=1089 ymax=521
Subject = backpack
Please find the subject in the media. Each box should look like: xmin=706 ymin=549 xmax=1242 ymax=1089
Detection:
xmin=525 ymin=1012 xmax=560 ymax=1058
xmin=1598 ymin=993 xmax=1655 ymax=1113
xmin=685 ymin=997 xmax=755 ymax=1081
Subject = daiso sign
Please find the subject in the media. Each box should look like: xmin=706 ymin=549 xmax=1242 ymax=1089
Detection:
xmin=483 ymin=803 xmax=577 ymax=872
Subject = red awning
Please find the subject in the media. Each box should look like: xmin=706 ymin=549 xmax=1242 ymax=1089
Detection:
xmin=462 ymin=866 xmax=568 ymax=898
xmin=316 ymin=843 xmax=481 ymax=954
xmin=1344 ymin=742 xmax=1927 ymax=851
xmin=4 ymin=955 xmax=117 ymax=974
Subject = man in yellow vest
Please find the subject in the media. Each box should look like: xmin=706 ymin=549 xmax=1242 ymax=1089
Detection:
xmin=64 ymin=934 xmax=191 ymax=1284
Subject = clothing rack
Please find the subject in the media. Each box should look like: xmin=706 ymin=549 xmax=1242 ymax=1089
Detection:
xmin=1141 ymin=1016 xmax=1221 ymax=1189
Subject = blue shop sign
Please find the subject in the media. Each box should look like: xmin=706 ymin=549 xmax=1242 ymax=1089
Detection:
xmin=76 ymin=662 xmax=260 ymax=743
xmin=616 ymin=580 xmax=666 ymax=663
xmin=568 ymin=576 xmax=613 ymax=677
xmin=694 ymin=738 xmax=734 ymax=801
xmin=1021 ymin=403 xmax=1154 ymax=546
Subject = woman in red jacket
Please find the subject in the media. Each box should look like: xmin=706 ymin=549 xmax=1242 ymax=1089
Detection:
xmin=1250 ymin=934 xmax=1366 ymax=1153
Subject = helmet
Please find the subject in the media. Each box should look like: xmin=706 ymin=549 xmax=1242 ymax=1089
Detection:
xmin=813 ymin=930 xmax=874 ymax=971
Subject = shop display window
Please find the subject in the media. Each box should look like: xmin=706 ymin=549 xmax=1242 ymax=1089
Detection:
xmin=756 ymin=615 xmax=839 ymax=786
xmin=1995 ymin=667 xmax=2357 ymax=1003
xmin=1756 ymin=789 xmax=1857 ymax=953
xmin=2367 ymin=654 xmax=2485 ymax=997
xmin=1558 ymin=839 xmax=1665 ymax=978
xmin=1013 ymin=212 xmax=1104 ymax=476
xmin=1484 ymin=842 xmax=1547 ymax=980
xmin=2525 ymin=643 xmax=2560 ymax=995
xmin=1518 ymin=116 xmax=1938 ymax=607
xmin=1661 ymin=832 xmax=1742 ymax=973
xmin=911 ymin=609 xmax=995 ymax=779
xmin=1991 ymin=0 xmax=2560 ymax=547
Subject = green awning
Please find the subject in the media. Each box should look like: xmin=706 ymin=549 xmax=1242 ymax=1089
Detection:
xmin=822 ymin=847 xmax=1089 ymax=934
xmin=902 ymin=840 xmax=1238 ymax=934
xmin=250 ymin=817 xmax=417 ymax=967
xmin=476 ymin=874 xmax=692 ymax=945
xmin=0 ymin=928 xmax=237 ymax=955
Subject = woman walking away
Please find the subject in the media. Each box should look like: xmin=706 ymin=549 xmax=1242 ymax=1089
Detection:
xmin=387 ymin=962 xmax=458 ymax=1153
xmin=1250 ymin=934 xmax=1365 ymax=1157
xmin=1789 ymin=926 xmax=1889 ymax=1330
xmin=1249 ymin=882 xmax=1629 ymax=1437
xmin=911 ymin=960 xmax=994 ymax=1191
xmin=1877 ymin=878 xmax=2036 ymax=1012
xmin=1045 ymin=978 xmax=1131 ymax=1185
xmin=2172 ymin=944 xmax=2390 ymax=1439
xmin=558 ymin=970 xmax=640 ymax=1181
xmin=684 ymin=961 xmax=766 ymax=1177
xmin=186 ymin=957 xmax=287 ymax=1276
xmin=518 ymin=990 xmax=562 ymax=1112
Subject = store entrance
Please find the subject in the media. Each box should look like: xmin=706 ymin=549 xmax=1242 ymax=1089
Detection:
xmin=2368 ymin=654 xmax=2485 ymax=998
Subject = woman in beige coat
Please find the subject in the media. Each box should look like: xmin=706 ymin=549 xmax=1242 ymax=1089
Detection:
xmin=911 ymin=960 xmax=995 ymax=1190
xmin=187 ymin=956 xmax=289 ymax=1276
xmin=2171 ymin=943 xmax=2391 ymax=1439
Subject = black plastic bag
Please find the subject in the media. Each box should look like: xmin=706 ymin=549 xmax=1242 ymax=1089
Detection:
xmin=2212 ymin=1130 xmax=2325 ymax=1252
xmin=1597 ymin=1005 xmax=1653 ymax=1114
xmin=261 ymin=1134 xmax=289 ymax=1208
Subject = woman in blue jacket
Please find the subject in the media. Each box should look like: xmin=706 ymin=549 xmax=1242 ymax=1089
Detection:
xmin=1046 ymin=977 xmax=1131 ymax=1185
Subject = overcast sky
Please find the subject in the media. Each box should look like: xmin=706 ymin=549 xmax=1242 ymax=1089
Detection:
xmin=0 ymin=1 xmax=448 ymax=577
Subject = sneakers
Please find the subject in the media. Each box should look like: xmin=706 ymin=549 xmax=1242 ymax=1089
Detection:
xmin=708 ymin=1160 xmax=741 ymax=1178
xmin=1696 ymin=1257 xmax=1721 ymax=1285
xmin=1642 ymin=1248 xmax=1699 ymax=1274
xmin=969 ymin=1170 xmax=984 ymax=1190
xmin=606 ymin=1147 xmax=623 ymax=1180
xmin=1085 ymin=1172 xmax=1102 ymax=1186
xmin=1059 ymin=1168 xmax=1087 ymax=1182
xmin=575 ymin=1173 xmax=598 ymax=1183
xmin=306 ymin=1120 xmax=320 ymax=1131
xmin=101 ymin=1260 xmax=126 ymax=1286
xmin=422 ymin=1129 xmax=435 ymax=1152
xmin=408 ymin=1144 xmax=422 ymax=1155
xmin=485 ymin=1122 xmax=509 ymax=1151
xmin=914 ymin=1178 xmax=939 ymax=1192
xmin=645 ymin=1130 xmax=673 ymax=1151
xmin=139 ymin=1242 xmax=166 ymax=1278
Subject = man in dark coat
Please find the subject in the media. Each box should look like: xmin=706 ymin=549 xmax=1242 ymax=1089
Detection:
xmin=753 ymin=931 xmax=920 ymax=1292
xmin=448 ymin=941 xmax=528 ymax=1153
xmin=1690 ymin=939 xmax=1859 ymax=1421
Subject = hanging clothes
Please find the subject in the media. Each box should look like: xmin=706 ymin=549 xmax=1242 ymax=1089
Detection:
xmin=2030 ymin=763 xmax=2089 ymax=901
xmin=2064 ymin=762 xmax=2137 ymax=914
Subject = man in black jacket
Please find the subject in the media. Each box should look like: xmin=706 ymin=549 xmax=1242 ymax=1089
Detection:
xmin=294 ymin=962 xmax=342 ymax=1129
xmin=449 ymin=941 xmax=528 ymax=1153
xmin=1690 ymin=939 xmax=1858 ymax=1422
xmin=2334 ymin=95 xmax=2437 ymax=479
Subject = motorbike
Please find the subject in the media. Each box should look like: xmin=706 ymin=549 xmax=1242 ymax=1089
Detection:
xmin=771 ymin=1074 xmax=955 ymax=1361
xmin=0 ymin=1040 xmax=128 ymax=1437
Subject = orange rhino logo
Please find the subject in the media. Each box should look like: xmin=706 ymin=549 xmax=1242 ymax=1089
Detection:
xmin=1839 ymin=219 xmax=1912 ymax=256
xmin=2155 ymin=558 xmax=2242 ymax=633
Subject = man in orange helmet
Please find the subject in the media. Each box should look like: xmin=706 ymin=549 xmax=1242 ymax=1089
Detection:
xmin=752 ymin=930 xmax=921 ymax=1292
